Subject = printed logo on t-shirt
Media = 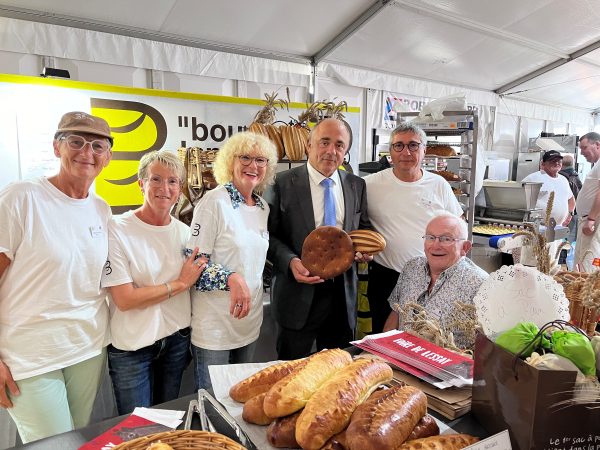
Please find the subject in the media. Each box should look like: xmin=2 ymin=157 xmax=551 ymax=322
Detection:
xmin=192 ymin=223 xmax=201 ymax=236
xmin=104 ymin=260 xmax=113 ymax=276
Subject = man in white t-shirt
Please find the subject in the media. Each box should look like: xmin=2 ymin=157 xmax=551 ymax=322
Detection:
xmin=574 ymin=132 xmax=600 ymax=271
xmin=522 ymin=150 xmax=575 ymax=227
xmin=364 ymin=122 xmax=463 ymax=333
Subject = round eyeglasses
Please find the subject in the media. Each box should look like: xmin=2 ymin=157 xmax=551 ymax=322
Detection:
xmin=145 ymin=175 xmax=181 ymax=188
xmin=391 ymin=141 xmax=422 ymax=153
xmin=422 ymin=234 xmax=465 ymax=246
xmin=60 ymin=134 xmax=111 ymax=155
xmin=238 ymin=155 xmax=268 ymax=167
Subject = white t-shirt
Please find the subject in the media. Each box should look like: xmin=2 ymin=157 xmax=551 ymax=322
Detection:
xmin=576 ymin=163 xmax=600 ymax=218
xmin=522 ymin=171 xmax=573 ymax=224
xmin=0 ymin=177 xmax=111 ymax=380
xmin=101 ymin=211 xmax=191 ymax=351
xmin=365 ymin=169 xmax=463 ymax=272
xmin=188 ymin=186 xmax=270 ymax=350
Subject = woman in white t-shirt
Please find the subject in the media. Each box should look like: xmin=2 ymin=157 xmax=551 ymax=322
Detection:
xmin=188 ymin=132 xmax=277 ymax=390
xmin=101 ymin=150 xmax=207 ymax=415
xmin=0 ymin=112 xmax=113 ymax=443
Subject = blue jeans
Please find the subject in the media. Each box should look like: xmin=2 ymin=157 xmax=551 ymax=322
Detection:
xmin=192 ymin=341 xmax=256 ymax=390
xmin=108 ymin=327 xmax=191 ymax=415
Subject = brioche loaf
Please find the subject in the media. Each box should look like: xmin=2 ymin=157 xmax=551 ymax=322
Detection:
xmin=396 ymin=433 xmax=479 ymax=449
xmin=295 ymin=358 xmax=393 ymax=450
xmin=241 ymin=392 xmax=273 ymax=425
xmin=346 ymin=384 xmax=427 ymax=450
xmin=347 ymin=230 xmax=386 ymax=255
xmin=263 ymin=348 xmax=352 ymax=418
xmin=407 ymin=414 xmax=440 ymax=441
xmin=229 ymin=358 xmax=305 ymax=403
xmin=321 ymin=430 xmax=348 ymax=450
xmin=266 ymin=411 xmax=301 ymax=448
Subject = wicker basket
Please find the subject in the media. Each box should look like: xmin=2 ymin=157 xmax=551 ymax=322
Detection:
xmin=112 ymin=430 xmax=246 ymax=450
xmin=554 ymin=270 xmax=600 ymax=335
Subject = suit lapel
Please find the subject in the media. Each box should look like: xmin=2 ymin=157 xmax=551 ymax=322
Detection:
xmin=340 ymin=170 xmax=354 ymax=231
xmin=293 ymin=165 xmax=316 ymax=231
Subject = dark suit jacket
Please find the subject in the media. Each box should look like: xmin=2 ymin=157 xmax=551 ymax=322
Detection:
xmin=264 ymin=164 xmax=371 ymax=331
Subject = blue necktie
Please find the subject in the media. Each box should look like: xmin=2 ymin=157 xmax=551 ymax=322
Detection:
xmin=321 ymin=178 xmax=336 ymax=226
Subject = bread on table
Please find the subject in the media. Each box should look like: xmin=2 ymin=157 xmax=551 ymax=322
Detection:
xmin=266 ymin=410 xmax=302 ymax=448
xmin=346 ymin=384 xmax=428 ymax=450
xmin=263 ymin=348 xmax=353 ymax=418
xmin=395 ymin=433 xmax=480 ymax=449
xmin=241 ymin=392 xmax=273 ymax=425
xmin=295 ymin=358 xmax=394 ymax=450
xmin=229 ymin=358 xmax=306 ymax=403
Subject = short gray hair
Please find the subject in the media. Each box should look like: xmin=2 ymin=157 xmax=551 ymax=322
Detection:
xmin=581 ymin=132 xmax=600 ymax=144
xmin=390 ymin=122 xmax=427 ymax=150
xmin=138 ymin=150 xmax=185 ymax=182
xmin=427 ymin=211 xmax=468 ymax=240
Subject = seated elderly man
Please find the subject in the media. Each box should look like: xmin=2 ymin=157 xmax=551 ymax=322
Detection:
xmin=383 ymin=213 xmax=488 ymax=349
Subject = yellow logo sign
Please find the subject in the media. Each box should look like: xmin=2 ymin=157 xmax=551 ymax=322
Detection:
xmin=91 ymin=99 xmax=167 ymax=212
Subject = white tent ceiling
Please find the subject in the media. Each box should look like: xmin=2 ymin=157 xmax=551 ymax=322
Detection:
xmin=1 ymin=0 xmax=600 ymax=113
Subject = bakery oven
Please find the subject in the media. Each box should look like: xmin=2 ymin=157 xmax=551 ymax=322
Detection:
xmin=470 ymin=180 xmax=570 ymax=272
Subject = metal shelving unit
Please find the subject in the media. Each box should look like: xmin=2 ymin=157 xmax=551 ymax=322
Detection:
xmin=395 ymin=110 xmax=479 ymax=240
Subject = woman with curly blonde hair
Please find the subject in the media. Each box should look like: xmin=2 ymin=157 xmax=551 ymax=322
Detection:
xmin=187 ymin=132 xmax=278 ymax=390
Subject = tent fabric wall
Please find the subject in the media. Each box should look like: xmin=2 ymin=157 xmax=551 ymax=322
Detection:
xmin=0 ymin=17 xmax=311 ymax=87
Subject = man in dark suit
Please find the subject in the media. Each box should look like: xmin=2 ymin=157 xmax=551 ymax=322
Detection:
xmin=265 ymin=118 xmax=372 ymax=359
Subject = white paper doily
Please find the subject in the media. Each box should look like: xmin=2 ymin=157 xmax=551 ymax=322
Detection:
xmin=473 ymin=264 xmax=570 ymax=336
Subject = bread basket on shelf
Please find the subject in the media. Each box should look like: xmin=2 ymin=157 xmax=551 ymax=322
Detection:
xmin=553 ymin=270 xmax=600 ymax=336
xmin=111 ymin=430 xmax=246 ymax=450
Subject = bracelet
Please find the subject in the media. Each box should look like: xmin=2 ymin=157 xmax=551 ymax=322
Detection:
xmin=164 ymin=282 xmax=172 ymax=299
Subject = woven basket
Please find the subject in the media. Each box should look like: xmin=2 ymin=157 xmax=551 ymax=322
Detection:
xmin=111 ymin=430 xmax=246 ymax=450
xmin=554 ymin=270 xmax=600 ymax=335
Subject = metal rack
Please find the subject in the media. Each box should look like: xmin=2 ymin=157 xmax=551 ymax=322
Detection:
xmin=396 ymin=110 xmax=479 ymax=240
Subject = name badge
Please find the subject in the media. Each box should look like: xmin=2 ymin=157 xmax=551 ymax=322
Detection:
xmin=89 ymin=225 xmax=105 ymax=239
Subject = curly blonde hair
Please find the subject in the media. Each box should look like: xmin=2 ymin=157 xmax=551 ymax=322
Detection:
xmin=213 ymin=132 xmax=278 ymax=193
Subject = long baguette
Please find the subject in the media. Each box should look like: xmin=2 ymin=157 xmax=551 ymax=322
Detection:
xmin=346 ymin=384 xmax=427 ymax=450
xmin=229 ymin=358 xmax=306 ymax=403
xmin=396 ymin=434 xmax=479 ymax=449
xmin=295 ymin=358 xmax=393 ymax=450
xmin=263 ymin=348 xmax=352 ymax=418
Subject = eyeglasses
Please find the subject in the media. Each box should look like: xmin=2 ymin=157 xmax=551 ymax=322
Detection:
xmin=60 ymin=134 xmax=111 ymax=155
xmin=145 ymin=175 xmax=181 ymax=188
xmin=391 ymin=141 xmax=422 ymax=153
xmin=238 ymin=155 xmax=268 ymax=167
xmin=422 ymin=234 xmax=465 ymax=245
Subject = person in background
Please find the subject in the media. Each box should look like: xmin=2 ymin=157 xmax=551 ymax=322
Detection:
xmin=383 ymin=213 xmax=488 ymax=350
xmin=265 ymin=118 xmax=372 ymax=359
xmin=101 ymin=150 xmax=206 ymax=415
xmin=0 ymin=112 xmax=112 ymax=442
xmin=558 ymin=154 xmax=582 ymax=263
xmin=574 ymin=132 xmax=600 ymax=271
xmin=188 ymin=132 xmax=277 ymax=390
xmin=364 ymin=122 xmax=462 ymax=333
xmin=522 ymin=150 xmax=575 ymax=227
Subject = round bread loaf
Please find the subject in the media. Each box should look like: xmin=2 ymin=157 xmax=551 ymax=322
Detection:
xmin=301 ymin=226 xmax=355 ymax=279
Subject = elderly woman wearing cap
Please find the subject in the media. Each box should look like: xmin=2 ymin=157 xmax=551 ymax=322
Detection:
xmin=0 ymin=112 xmax=113 ymax=442
xmin=188 ymin=132 xmax=277 ymax=390
xmin=101 ymin=150 xmax=207 ymax=415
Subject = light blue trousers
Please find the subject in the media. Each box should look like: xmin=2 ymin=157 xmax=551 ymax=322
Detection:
xmin=7 ymin=349 xmax=106 ymax=444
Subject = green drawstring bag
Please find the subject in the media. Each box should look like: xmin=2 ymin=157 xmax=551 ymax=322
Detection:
xmin=495 ymin=322 xmax=550 ymax=357
xmin=550 ymin=330 xmax=596 ymax=376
